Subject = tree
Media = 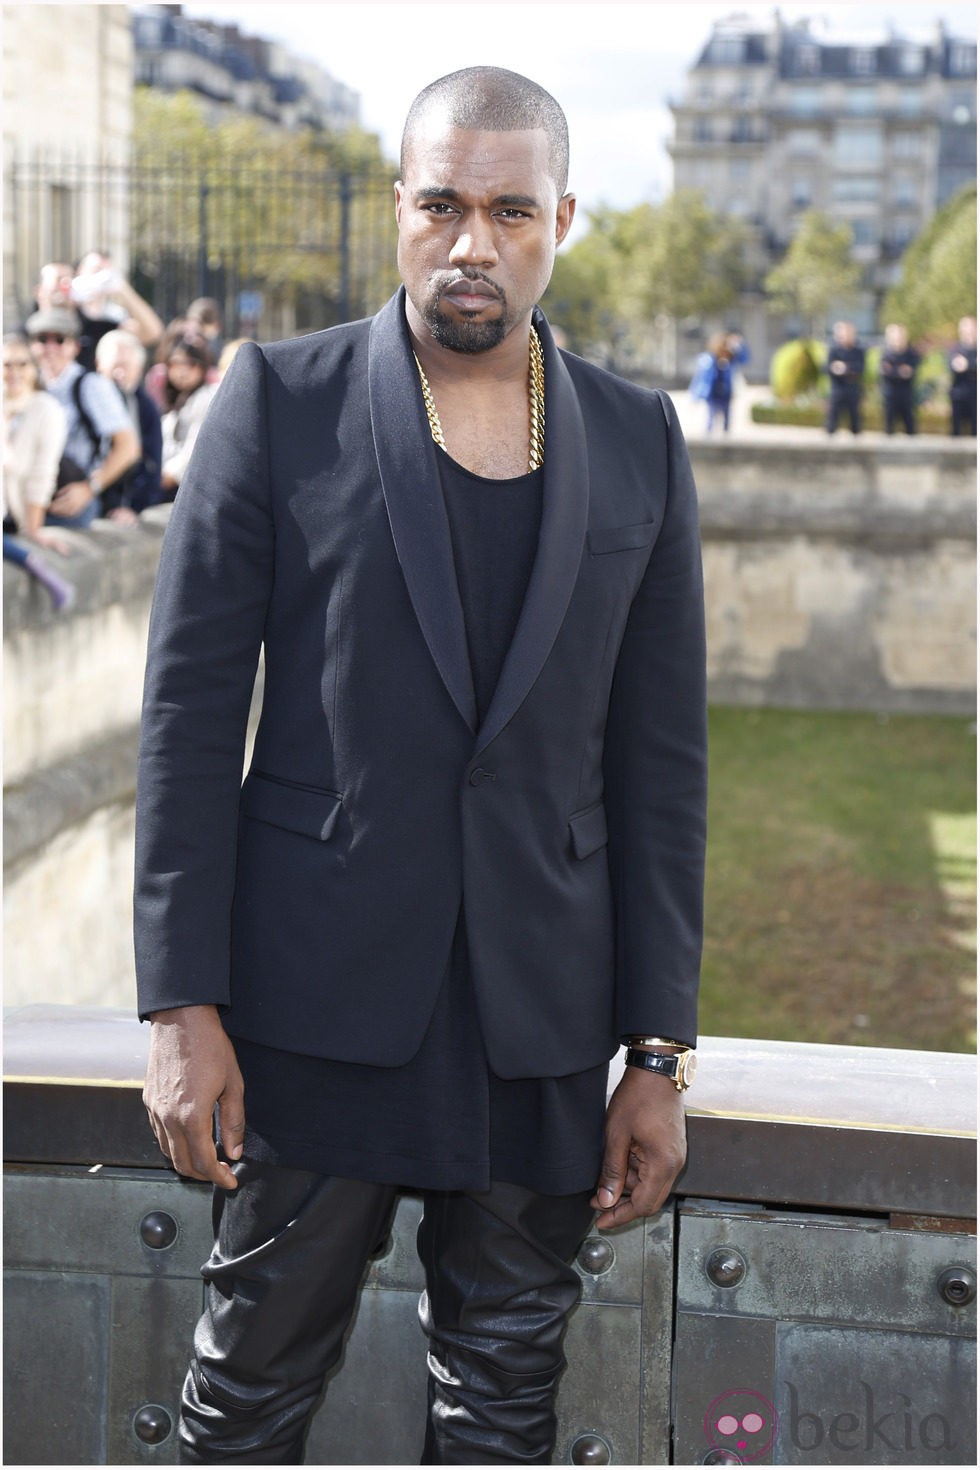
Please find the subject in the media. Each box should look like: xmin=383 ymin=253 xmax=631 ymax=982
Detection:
xmin=544 ymin=192 xmax=748 ymax=365
xmin=882 ymin=184 xmax=977 ymax=340
xmin=764 ymin=211 xmax=861 ymax=335
xmin=130 ymin=88 xmax=399 ymax=327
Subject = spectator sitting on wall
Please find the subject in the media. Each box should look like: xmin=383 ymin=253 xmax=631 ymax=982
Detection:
xmin=26 ymin=306 xmax=139 ymax=528
xmin=879 ymin=323 xmax=921 ymax=436
xmin=159 ymin=337 xmax=216 ymax=501
xmin=825 ymin=320 xmax=866 ymax=435
xmin=949 ymin=316 xmax=977 ymax=437
xmin=95 ymin=329 xmax=164 ymax=522
xmin=3 ymin=333 xmax=76 ymax=610
xmin=68 ymin=250 xmax=165 ymax=370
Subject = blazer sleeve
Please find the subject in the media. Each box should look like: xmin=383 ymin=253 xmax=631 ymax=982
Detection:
xmin=134 ymin=343 xmax=274 ymax=1018
xmin=602 ymin=390 xmax=707 ymax=1048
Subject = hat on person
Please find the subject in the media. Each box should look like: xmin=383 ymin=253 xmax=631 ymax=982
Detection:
xmin=25 ymin=306 xmax=81 ymax=339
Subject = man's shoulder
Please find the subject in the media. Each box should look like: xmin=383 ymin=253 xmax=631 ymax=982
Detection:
xmin=559 ymin=347 xmax=674 ymax=426
xmin=260 ymin=316 xmax=373 ymax=372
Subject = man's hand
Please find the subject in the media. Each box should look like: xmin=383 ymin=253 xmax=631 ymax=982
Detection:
xmin=143 ymin=1005 xmax=245 ymax=1190
xmin=49 ymin=480 xmax=93 ymax=519
xmin=590 ymin=1066 xmax=688 ymax=1229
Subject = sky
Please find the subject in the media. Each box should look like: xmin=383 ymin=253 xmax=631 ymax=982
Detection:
xmin=175 ymin=2 xmax=977 ymax=235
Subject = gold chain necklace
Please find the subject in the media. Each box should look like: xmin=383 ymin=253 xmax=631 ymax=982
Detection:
xmin=414 ymin=327 xmax=545 ymax=472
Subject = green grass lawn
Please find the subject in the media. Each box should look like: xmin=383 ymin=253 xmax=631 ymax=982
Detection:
xmin=701 ymin=707 xmax=976 ymax=1053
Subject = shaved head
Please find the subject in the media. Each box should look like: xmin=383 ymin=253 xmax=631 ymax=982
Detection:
xmin=401 ymin=67 xmax=569 ymax=195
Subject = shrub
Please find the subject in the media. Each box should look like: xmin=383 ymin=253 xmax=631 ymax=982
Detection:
xmin=770 ymin=338 xmax=824 ymax=400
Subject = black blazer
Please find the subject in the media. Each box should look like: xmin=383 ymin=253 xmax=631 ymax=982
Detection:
xmin=134 ymin=290 xmax=707 ymax=1079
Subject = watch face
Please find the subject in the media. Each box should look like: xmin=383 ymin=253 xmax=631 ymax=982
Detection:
xmin=679 ymin=1051 xmax=698 ymax=1088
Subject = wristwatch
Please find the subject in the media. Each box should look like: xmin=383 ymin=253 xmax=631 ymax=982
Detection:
xmin=624 ymin=1046 xmax=698 ymax=1091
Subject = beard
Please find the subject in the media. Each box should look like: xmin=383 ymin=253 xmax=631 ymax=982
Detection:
xmin=420 ymin=274 xmax=509 ymax=354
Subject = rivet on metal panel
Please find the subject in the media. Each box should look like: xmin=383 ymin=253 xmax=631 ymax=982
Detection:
xmin=570 ymin=1432 xmax=611 ymax=1464
xmin=938 ymin=1265 xmax=977 ymax=1307
xmin=577 ymin=1236 xmax=615 ymax=1275
xmin=702 ymin=1450 xmax=743 ymax=1465
xmin=139 ymin=1211 xmax=179 ymax=1250
xmin=133 ymin=1404 xmax=173 ymax=1444
xmin=705 ymin=1247 xmax=746 ymax=1288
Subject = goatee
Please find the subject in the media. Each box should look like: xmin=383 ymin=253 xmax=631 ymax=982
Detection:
xmin=424 ymin=308 xmax=507 ymax=355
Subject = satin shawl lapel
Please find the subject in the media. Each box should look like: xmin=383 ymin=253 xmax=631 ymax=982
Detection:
xmin=475 ymin=311 xmax=590 ymax=755
xmin=368 ymin=291 xmax=477 ymax=731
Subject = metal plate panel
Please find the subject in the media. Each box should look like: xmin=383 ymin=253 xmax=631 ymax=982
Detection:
xmin=555 ymin=1303 xmax=643 ymax=1465
xmin=772 ymin=1322 xmax=976 ymax=1465
xmin=106 ymin=1274 xmax=206 ymax=1464
xmin=678 ymin=1204 xmax=976 ymax=1336
xmin=4 ymin=1167 xmax=214 ymax=1278
xmin=672 ymin=1311 xmax=778 ymax=1465
xmin=640 ymin=1207 xmax=677 ymax=1465
xmin=574 ymin=1215 xmax=646 ymax=1305
xmin=3 ymin=1270 xmax=110 ymax=1465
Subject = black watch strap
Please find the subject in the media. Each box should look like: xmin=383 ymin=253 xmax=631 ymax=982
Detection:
xmin=624 ymin=1047 xmax=679 ymax=1080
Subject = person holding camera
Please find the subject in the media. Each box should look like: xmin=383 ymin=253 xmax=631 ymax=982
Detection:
xmin=33 ymin=253 xmax=164 ymax=370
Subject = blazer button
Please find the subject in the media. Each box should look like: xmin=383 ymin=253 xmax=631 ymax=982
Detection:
xmin=468 ymin=767 xmax=496 ymax=786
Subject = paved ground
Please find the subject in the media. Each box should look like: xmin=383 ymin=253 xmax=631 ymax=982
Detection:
xmin=671 ymin=381 xmax=960 ymax=448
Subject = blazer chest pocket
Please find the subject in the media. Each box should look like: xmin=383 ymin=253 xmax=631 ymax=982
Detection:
xmin=241 ymin=772 xmax=343 ymax=841
xmin=569 ymin=801 xmax=608 ymax=860
xmin=587 ymin=521 xmax=655 ymax=556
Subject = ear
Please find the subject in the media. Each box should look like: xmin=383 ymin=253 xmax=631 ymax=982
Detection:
xmin=394 ymin=181 xmax=404 ymax=227
xmin=555 ymin=193 xmax=576 ymax=247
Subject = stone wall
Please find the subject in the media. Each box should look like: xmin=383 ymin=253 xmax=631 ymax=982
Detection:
xmin=3 ymin=439 xmax=975 ymax=1008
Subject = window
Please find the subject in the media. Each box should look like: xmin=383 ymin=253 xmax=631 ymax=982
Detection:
xmin=786 ymin=127 xmax=821 ymax=153
xmin=891 ymin=131 xmax=923 ymax=158
xmin=832 ymin=176 xmax=881 ymax=203
xmin=834 ymin=124 xmax=883 ymax=165
xmin=899 ymin=89 xmax=923 ymax=116
xmin=794 ymin=44 xmax=821 ymax=76
xmin=893 ymin=176 xmax=917 ymax=209
xmin=849 ymin=219 xmax=878 ymax=246
xmin=948 ymin=43 xmax=976 ymax=77
xmin=789 ymin=86 xmax=822 ymax=116
xmin=850 ymin=48 xmax=877 ymax=76
xmin=898 ymin=47 xmax=925 ymax=75
xmin=710 ymin=36 xmax=745 ymax=65
xmin=695 ymin=117 xmax=715 ymax=142
xmin=791 ymin=177 xmax=812 ymax=209
xmin=847 ymin=89 xmax=877 ymax=114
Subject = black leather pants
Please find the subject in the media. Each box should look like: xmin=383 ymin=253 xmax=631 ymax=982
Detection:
xmin=178 ymin=1161 xmax=594 ymax=1464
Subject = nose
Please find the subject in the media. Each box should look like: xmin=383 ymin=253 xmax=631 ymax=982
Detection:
xmin=448 ymin=212 xmax=498 ymax=269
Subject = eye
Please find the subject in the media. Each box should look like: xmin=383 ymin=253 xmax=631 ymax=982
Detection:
xmin=495 ymin=208 xmax=531 ymax=220
xmin=422 ymin=201 xmax=457 ymax=216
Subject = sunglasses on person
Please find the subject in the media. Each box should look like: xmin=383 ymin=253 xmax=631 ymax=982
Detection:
xmin=32 ymin=333 xmax=72 ymax=345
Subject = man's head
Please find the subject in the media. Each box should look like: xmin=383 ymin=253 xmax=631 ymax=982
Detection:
xmin=35 ymin=262 xmax=74 ymax=311
xmin=97 ymin=328 xmax=146 ymax=393
xmin=395 ymin=67 xmax=574 ymax=355
xmin=885 ymin=323 xmax=909 ymax=351
xmin=833 ymin=321 xmax=856 ymax=347
xmin=25 ymin=305 xmax=81 ymax=383
xmin=958 ymin=316 xmax=977 ymax=347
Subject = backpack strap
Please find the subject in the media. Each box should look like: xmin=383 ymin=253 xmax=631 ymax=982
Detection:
xmin=71 ymin=370 xmax=103 ymax=461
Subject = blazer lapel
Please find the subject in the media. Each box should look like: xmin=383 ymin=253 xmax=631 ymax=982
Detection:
xmin=368 ymin=290 xmax=477 ymax=732
xmin=475 ymin=310 xmax=590 ymax=755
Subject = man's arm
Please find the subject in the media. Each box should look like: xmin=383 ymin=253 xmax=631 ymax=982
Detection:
xmin=595 ymin=390 xmax=707 ymax=1225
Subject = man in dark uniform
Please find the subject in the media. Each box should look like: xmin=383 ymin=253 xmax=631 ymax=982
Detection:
xmin=949 ymin=315 xmax=977 ymax=437
xmin=136 ymin=67 xmax=706 ymax=1465
xmin=826 ymin=319 xmax=866 ymax=435
xmin=879 ymin=323 xmax=921 ymax=436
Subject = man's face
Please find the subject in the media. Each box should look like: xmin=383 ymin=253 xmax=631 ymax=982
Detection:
xmin=36 ymin=263 xmax=74 ymax=310
xmin=395 ymin=120 xmax=574 ymax=354
xmin=30 ymin=329 xmax=79 ymax=383
xmin=100 ymin=341 xmax=142 ymax=393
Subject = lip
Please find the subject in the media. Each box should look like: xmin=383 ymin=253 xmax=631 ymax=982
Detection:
xmin=441 ymin=279 xmax=501 ymax=311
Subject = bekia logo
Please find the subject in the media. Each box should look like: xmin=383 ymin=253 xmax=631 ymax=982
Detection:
xmin=702 ymin=1382 xmax=958 ymax=1461
xmin=703 ymin=1388 xmax=777 ymax=1462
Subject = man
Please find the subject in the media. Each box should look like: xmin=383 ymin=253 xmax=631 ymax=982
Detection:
xmin=31 ymin=254 xmax=165 ymax=370
xmin=136 ymin=67 xmax=706 ymax=1465
xmin=949 ymin=315 xmax=977 ymax=437
xmin=26 ymin=305 xmax=138 ymax=527
xmin=878 ymin=323 xmax=921 ymax=437
xmin=95 ymin=329 xmax=163 ymax=520
xmin=825 ymin=319 xmax=866 ymax=435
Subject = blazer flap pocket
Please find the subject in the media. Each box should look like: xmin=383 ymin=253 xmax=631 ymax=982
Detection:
xmin=241 ymin=774 xmax=342 ymax=841
xmin=588 ymin=522 xmax=655 ymax=555
xmin=569 ymin=801 xmax=608 ymax=860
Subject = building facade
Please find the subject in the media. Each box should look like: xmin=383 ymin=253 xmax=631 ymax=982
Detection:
xmin=668 ymin=12 xmax=977 ymax=362
xmin=132 ymin=4 xmax=360 ymax=134
xmin=2 ymin=3 xmax=134 ymax=326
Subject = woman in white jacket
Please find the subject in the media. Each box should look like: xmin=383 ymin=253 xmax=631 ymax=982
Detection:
xmin=159 ymin=337 xmax=215 ymax=500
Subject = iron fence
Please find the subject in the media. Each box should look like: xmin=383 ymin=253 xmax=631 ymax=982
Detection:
xmin=4 ymin=155 xmax=401 ymax=341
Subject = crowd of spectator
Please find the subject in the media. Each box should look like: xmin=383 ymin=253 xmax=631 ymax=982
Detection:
xmin=825 ymin=315 xmax=977 ymax=438
xmin=3 ymin=251 xmax=247 ymax=609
